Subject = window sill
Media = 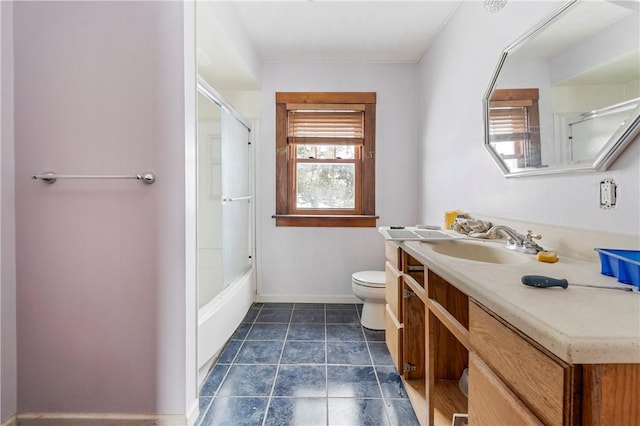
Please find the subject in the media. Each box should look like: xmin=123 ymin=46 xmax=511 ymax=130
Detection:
xmin=272 ymin=214 xmax=378 ymax=227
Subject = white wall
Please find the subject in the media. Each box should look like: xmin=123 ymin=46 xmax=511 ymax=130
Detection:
xmin=13 ymin=1 xmax=193 ymax=417
xmin=258 ymin=63 xmax=419 ymax=300
xmin=0 ymin=1 xmax=18 ymax=422
xmin=417 ymin=1 xmax=640 ymax=236
xmin=198 ymin=1 xmax=262 ymax=91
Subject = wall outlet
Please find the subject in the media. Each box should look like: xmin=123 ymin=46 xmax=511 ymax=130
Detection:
xmin=599 ymin=178 xmax=617 ymax=209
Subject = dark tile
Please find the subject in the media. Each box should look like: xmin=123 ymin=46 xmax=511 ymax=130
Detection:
xmin=291 ymin=309 xmax=325 ymax=324
xmin=326 ymin=309 xmax=360 ymax=325
xmin=262 ymin=302 xmax=294 ymax=309
xmin=368 ymin=343 xmax=394 ymax=366
xmin=327 ymin=342 xmax=371 ymax=365
xmin=246 ymin=323 xmax=288 ymax=341
xmin=273 ymin=365 xmax=326 ymax=397
xmin=356 ymin=304 xmax=364 ymax=314
xmin=251 ymin=302 xmax=264 ymax=308
xmin=264 ymin=397 xmax=327 ymax=426
xmin=242 ymin=308 xmax=261 ymax=323
xmin=199 ymin=397 xmax=268 ymax=426
xmin=196 ymin=396 xmax=212 ymax=425
xmin=200 ymin=364 xmax=230 ymax=396
xmin=281 ymin=341 xmax=325 ymax=364
xmin=217 ymin=340 xmax=243 ymax=364
xmin=327 ymin=324 xmax=365 ymax=342
xmin=326 ymin=303 xmax=358 ymax=310
xmin=293 ymin=303 xmax=325 ymax=310
xmin=217 ymin=365 xmax=278 ymax=396
xmin=327 ymin=366 xmax=382 ymax=398
xmin=256 ymin=309 xmax=292 ymax=323
xmin=363 ymin=328 xmax=385 ymax=342
xmin=328 ymin=398 xmax=390 ymax=426
xmin=231 ymin=323 xmax=252 ymax=340
xmin=287 ymin=323 xmax=325 ymax=341
xmin=375 ymin=366 xmax=408 ymax=399
xmin=235 ymin=340 xmax=283 ymax=364
xmin=385 ymin=398 xmax=420 ymax=426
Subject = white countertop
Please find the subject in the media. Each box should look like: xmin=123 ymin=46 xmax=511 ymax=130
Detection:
xmin=397 ymin=237 xmax=640 ymax=364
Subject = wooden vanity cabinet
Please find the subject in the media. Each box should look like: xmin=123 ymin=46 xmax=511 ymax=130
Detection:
xmin=384 ymin=244 xmax=551 ymax=425
xmin=385 ymin=244 xmax=640 ymax=426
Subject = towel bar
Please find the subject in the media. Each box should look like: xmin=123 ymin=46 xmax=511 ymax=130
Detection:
xmin=222 ymin=195 xmax=252 ymax=203
xmin=31 ymin=171 xmax=156 ymax=184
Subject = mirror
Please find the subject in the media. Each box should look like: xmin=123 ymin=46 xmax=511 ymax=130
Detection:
xmin=484 ymin=0 xmax=640 ymax=177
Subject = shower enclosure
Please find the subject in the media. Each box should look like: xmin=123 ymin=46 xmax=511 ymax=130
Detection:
xmin=196 ymin=77 xmax=254 ymax=382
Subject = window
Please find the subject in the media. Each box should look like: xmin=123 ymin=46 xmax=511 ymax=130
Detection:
xmin=489 ymin=88 xmax=541 ymax=169
xmin=274 ymin=92 xmax=377 ymax=227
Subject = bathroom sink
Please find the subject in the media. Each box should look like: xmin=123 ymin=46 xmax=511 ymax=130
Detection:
xmin=430 ymin=240 xmax=531 ymax=264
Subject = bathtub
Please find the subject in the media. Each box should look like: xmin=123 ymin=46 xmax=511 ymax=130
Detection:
xmin=197 ymin=267 xmax=254 ymax=384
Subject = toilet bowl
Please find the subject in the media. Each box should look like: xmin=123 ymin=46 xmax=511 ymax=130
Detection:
xmin=352 ymin=270 xmax=386 ymax=330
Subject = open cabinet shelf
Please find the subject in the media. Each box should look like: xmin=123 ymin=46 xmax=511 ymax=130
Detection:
xmin=433 ymin=380 xmax=468 ymax=426
xmin=399 ymin=377 xmax=468 ymax=426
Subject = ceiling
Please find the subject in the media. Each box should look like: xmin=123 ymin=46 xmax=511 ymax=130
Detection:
xmin=198 ymin=1 xmax=639 ymax=93
xmin=228 ymin=1 xmax=462 ymax=63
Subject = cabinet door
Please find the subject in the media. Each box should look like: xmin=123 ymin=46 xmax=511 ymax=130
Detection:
xmin=470 ymin=302 xmax=567 ymax=425
xmin=403 ymin=285 xmax=426 ymax=381
xmin=468 ymin=353 xmax=542 ymax=426
xmin=385 ymin=304 xmax=403 ymax=373
xmin=385 ymin=241 xmax=401 ymax=268
xmin=385 ymin=261 xmax=402 ymax=319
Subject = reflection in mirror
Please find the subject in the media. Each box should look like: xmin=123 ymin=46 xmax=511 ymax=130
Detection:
xmin=489 ymin=88 xmax=541 ymax=169
xmin=484 ymin=0 xmax=640 ymax=177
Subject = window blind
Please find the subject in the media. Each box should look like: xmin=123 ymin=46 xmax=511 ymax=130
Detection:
xmin=488 ymin=106 xmax=529 ymax=142
xmin=287 ymin=110 xmax=364 ymax=144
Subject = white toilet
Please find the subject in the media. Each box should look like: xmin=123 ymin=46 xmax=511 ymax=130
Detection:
xmin=352 ymin=270 xmax=386 ymax=330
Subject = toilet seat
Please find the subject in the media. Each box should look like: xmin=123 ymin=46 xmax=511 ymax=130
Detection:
xmin=352 ymin=271 xmax=385 ymax=288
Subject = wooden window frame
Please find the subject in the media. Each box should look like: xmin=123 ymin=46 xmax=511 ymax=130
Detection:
xmin=289 ymin=145 xmax=362 ymax=215
xmin=274 ymin=92 xmax=377 ymax=227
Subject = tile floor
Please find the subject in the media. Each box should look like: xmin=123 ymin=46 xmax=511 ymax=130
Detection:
xmin=196 ymin=303 xmax=420 ymax=426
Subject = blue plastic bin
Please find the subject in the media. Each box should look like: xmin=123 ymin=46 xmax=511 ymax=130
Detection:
xmin=594 ymin=248 xmax=640 ymax=288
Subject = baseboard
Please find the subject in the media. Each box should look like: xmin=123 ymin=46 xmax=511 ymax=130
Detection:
xmin=254 ymin=294 xmax=361 ymax=304
xmin=186 ymin=398 xmax=200 ymax=426
xmin=1 ymin=415 xmax=17 ymax=426
xmin=16 ymin=413 xmax=186 ymax=426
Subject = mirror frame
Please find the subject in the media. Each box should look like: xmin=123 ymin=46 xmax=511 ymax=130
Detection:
xmin=483 ymin=0 xmax=640 ymax=178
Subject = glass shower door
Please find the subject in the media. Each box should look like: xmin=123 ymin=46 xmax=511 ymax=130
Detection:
xmin=197 ymin=92 xmax=222 ymax=309
xmin=197 ymin=87 xmax=253 ymax=310
xmin=195 ymin=77 xmax=255 ymax=382
xmin=221 ymin=108 xmax=251 ymax=289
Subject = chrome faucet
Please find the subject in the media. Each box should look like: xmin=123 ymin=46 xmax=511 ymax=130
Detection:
xmin=488 ymin=225 xmax=543 ymax=254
